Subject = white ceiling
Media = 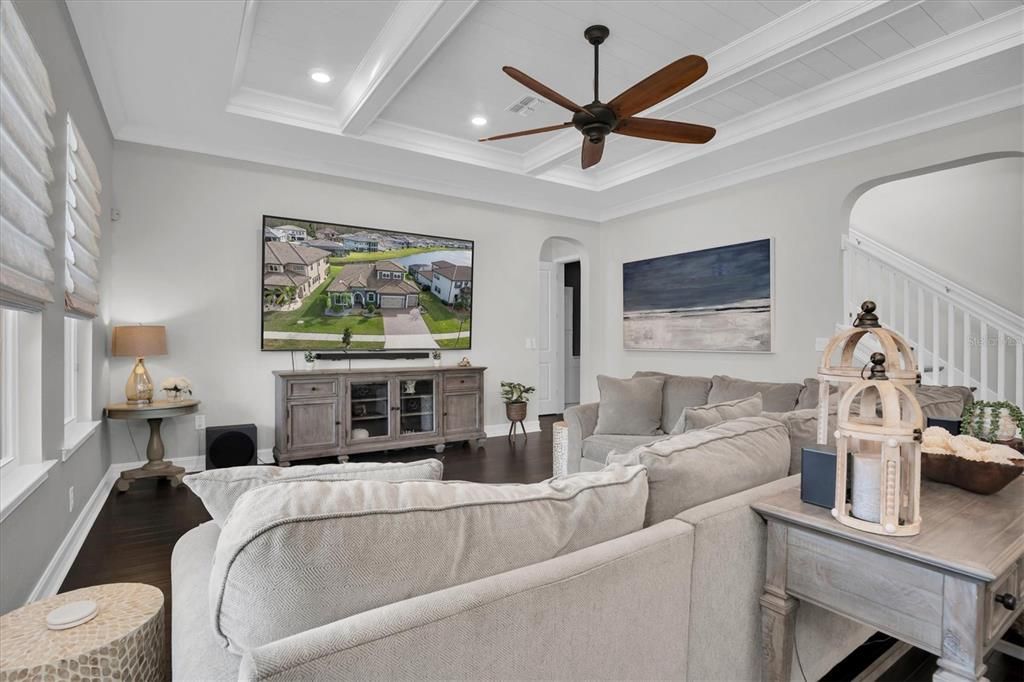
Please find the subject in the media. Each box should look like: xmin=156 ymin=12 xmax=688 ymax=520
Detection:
xmin=67 ymin=0 xmax=1024 ymax=221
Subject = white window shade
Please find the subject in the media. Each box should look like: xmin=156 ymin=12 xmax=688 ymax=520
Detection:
xmin=0 ymin=0 xmax=56 ymax=312
xmin=64 ymin=116 xmax=102 ymax=318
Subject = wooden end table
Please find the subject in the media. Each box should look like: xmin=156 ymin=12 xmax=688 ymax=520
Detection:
xmin=105 ymin=399 xmax=200 ymax=491
xmin=753 ymin=478 xmax=1023 ymax=682
xmin=0 ymin=583 xmax=165 ymax=681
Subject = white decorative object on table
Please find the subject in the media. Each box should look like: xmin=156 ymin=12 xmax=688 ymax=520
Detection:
xmin=831 ymin=352 xmax=924 ymax=537
xmin=552 ymin=421 xmax=568 ymax=477
xmin=160 ymin=376 xmax=192 ymax=402
xmin=46 ymin=600 xmax=98 ymax=631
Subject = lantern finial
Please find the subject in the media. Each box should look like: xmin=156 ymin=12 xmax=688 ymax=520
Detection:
xmin=867 ymin=352 xmax=888 ymax=381
xmin=853 ymin=300 xmax=880 ymax=328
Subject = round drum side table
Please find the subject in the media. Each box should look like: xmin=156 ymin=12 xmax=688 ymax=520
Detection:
xmin=0 ymin=583 xmax=165 ymax=682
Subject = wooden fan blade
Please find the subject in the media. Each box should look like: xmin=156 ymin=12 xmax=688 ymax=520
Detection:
xmin=608 ymin=56 xmax=708 ymax=119
xmin=581 ymin=137 xmax=604 ymax=169
xmin=615 ymin=117 xmax=716 ymax=144
xmin=479 ymin=122 xmax=573 ymax=142
xmin=503 ymin=66 xmax=585 ymax=114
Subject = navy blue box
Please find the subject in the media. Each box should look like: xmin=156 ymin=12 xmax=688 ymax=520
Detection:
xmin=926 ymin=417 xmax=961 ymax=435
xmin=801 ymin=445 xmax=839 ymax=509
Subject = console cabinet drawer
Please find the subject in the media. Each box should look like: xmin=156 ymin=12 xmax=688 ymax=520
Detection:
xmin=288 ymin=379 xmax=338 ymax=398
xmin=444 ymin=373 xmax=480 ymax=392
xmin=985 ymin=562 xmax=1020 ymax=646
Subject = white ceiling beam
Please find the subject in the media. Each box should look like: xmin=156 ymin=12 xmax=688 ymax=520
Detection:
xmin=522 ymin=0 xmax=924 ymax=176
xmin=336 ymin=0 xmax=478 ymax=136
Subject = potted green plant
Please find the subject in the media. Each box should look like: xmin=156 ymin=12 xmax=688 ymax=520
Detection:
xmin=500 ymin=381 xmax=535 ymax=423
xmin=961 ymin=400 xmax=1024 ymax=442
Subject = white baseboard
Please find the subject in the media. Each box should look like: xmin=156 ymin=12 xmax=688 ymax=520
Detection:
xmin=26 ymin=454 xmax=206 ymax=605
xmin=484 ymin=420 xmax=541 ymax=438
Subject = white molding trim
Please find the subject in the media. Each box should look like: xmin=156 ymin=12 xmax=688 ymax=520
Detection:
xmin=0 ymin=461 xmax=56 ymax=524
xmin=592 ymin=9 xmax=1024 ymax=191
xmin=25 ymin=455 xmax=205 ymax=605
xmin=484 ymin=420 xmax=540 ymax=438
xmin=599 ymin=84 xmax=1023 ymax=221
xmin=228 ymin=0 xmax=259 ymax=95
xmin=60 ymin=420 xmax=102 ymax=462
xmin=338 ymin=0 xmax=478 ymax=136
xmin=846 ymin=228 xmax=1024 ymax=339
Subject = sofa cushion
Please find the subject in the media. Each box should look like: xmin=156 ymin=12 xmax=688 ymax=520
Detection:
xmin=914 ymin=384 xmax=974 ymax=420
xmin=210 ymin=465 xmax=650 ymax=653
xmin=595 ymin=374 xmax=665 ymax=436
xmin=762 ymin=406 xmax=838 ymax=475
xmin=633 ymin=371 xmax=713 ymax=432
xmin=673 ymin=394 xmax=763 ymax=434
xmin=582 ymin=434 xmax=669 ymax=464
xmin=708 ymin=375 xmax=803 ymax=412
xmin=607 ymin=416 xmax=790 ymax=525
xmin=795 ymin=377 xmax=837 ymax=410
xmin=184 ymin=459 xmax=443 ymax=525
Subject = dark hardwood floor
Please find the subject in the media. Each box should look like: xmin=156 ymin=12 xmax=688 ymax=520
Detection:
xmin=59 ymin=415 xmax=1021 ymax=681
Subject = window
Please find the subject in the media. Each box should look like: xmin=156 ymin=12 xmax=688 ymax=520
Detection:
xmin=0 ymin=310 xmax=19 ymax=470
xmin=62 ymin=316 xmax=96 ymax=460
xmin=64 ymin=317 xmax=77 ymax=425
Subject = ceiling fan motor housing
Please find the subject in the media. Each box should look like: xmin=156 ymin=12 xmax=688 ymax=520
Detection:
xmin=574 ymin=102 xmax=617 ymax=142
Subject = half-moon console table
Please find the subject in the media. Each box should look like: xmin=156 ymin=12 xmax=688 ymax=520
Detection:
xmin=273 ymin=366 xmax=486 ymax=465
xmin=105 ymin=399 xmax=200 ymax=491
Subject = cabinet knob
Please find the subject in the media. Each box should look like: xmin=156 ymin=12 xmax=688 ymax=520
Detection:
xmin=335 ymin=421 xmax=341 ymax=426
xmin=995 ymin=593 xmax=1018 ymax=611
xmin=310 ymin=386 xmax=317 ymax=391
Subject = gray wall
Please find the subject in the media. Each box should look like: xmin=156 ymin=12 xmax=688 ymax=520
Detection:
xmin=0 ymin=0 xmax=114 ymax=613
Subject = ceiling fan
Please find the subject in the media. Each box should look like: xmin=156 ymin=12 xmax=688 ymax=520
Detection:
xmin=480 ymin=25 xmax=715 ymax=170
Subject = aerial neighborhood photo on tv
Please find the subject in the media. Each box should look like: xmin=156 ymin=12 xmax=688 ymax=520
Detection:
xmin=261 ymin=216 xmax=473 ymax=351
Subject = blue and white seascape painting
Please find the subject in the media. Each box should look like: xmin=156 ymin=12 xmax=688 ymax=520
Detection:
xmin=622 ymin=239 xmax=773 ymax=352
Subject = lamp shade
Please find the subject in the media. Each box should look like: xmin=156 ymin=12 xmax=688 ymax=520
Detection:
xmin=111 ymin=325 xmax=167 ymax=357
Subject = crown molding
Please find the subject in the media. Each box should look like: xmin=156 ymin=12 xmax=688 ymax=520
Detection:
xmin=521 ymin=0 xmax=919 ymax=176
xmin=593 ymin=8 xmax=1024 ymax=192
xmin=598 ymin=86 xmax=1023 ymax=221
xmin=337 ymin=0 xmax=477 ymax=135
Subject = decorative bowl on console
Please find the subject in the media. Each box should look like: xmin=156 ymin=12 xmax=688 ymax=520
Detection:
xmin=921 ymin=426 xmax=1024 ymax=495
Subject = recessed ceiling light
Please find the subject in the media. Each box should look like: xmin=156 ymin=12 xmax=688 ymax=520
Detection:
xmin=471 ymin=116 xmax=487 ymax=126
xmin=309 ymin=70 xmax=332 ymax=84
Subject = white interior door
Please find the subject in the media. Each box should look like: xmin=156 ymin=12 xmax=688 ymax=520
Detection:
xmin=537 ymin=262 xmax=564 ymax=415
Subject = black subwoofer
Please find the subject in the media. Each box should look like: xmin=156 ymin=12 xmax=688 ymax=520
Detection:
xmin=206 ymin=424 xmax=257 ymax=469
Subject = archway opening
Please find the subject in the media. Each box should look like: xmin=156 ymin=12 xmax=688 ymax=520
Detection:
xmin=538 ymin=236 xmax=587 ymax=416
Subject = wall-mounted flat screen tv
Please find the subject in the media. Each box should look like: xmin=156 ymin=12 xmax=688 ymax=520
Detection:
xmin=261 ymin=216 xmax=473 ymax=351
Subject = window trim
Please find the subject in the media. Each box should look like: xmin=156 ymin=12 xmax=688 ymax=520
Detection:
xmin=64 ymin=317 xmax=78 ymax=426
xmin=61 ymin=316 xmax=98 ymax=462
xmin=0 ymin=309 xmax=19 ymax=471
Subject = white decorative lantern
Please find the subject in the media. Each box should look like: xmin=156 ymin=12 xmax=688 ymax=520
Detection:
xmin=831 ymin=353 xmax=924 ymax=536
xmin=817 ymin=301 xmax=919 ymax=444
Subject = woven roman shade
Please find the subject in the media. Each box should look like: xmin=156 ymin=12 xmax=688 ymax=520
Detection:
xmin=0 ymin=0 xmax=56 ymax=312
xmin=64 ymin=115 xmax=102 ymax=318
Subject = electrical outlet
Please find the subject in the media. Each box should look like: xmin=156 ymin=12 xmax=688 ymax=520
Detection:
xmin=195 ymin=414 xmax=206 ymax=430
xmin=68 ymin=486 xmax=74 ymax=513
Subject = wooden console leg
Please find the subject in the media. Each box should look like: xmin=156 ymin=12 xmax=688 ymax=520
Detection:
xmin=933 ymin=578 xmax=987 ymax=682
xmin=760 ymin=521 xmax=798 ymax=682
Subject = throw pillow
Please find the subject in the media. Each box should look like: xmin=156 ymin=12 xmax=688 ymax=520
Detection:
xmin=607 ymin=416 xmax=790 ymax=525
xmin=633 ymin=371 xmax=713 ymax=432
xmin=762 ymin=405 xmax=838 ymax=475
xmin=795 ymin=377 xmax=837 ymax=410
xmin=210 ymin=464 xmax=649 ymax=653
xmin=672 ymin=394 xmax=762 ymax=434
xmin=594 ymin=374 xmax=666 ymax=436
xmin=708 ymin=375 xmax=803 ymax=412
xmin=184 ymin=459 xmax=443 ymax=525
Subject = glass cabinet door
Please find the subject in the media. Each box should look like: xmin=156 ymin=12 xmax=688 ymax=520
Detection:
xmin=397 ymin=377 xmax=437 ymax=437
xmin=348 ymin=380 xmax=391 ymax=442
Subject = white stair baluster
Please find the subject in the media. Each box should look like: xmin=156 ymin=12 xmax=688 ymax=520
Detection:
xmin=1016 ymin=337 xmax=1023 ymax=406
xmin=947 ymin=302 xmax=955 ymax=386
xmin=902 ymin=280 xmax=910 ymax=337
xmin=980 ymin=321 xmax=989 ymax=400
xmin=932 ymin=295 xmax=940 ymax=385
xmin=963 ymin=311 xmax=972 ymax=391
xmin=996 ymin=331 xmax=1006 ymax=400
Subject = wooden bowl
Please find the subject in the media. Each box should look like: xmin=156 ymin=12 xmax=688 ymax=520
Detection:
xmin=921 ymin=450 xmax=1024 ymax=495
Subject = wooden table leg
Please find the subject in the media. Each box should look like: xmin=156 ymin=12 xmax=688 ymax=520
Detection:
xmin=143 ymin=418 xmax=165 ymax=469
xmin=116 ymin=417 xmax=186 ymax=491
xmin=760 ymin=521 xmax=799 ymax=682
xmin=933 ymin=578 xmax=987 ymax=682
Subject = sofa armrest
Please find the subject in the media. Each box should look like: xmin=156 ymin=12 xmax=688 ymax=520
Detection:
xmin=676 ymin=476 xmax=870 ymax=682
xmin=239 ymin=520 xmax=693 ymax=682
xmin=564 ymin=401 xmax=599 ymax=474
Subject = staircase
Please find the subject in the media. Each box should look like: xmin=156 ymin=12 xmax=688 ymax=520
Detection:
xmin=842 ymin=229 xmax=1023 ymax=405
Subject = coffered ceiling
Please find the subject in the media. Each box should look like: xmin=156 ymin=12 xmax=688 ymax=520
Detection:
xmin=68 ymin=0 xmax=1024 ymax=221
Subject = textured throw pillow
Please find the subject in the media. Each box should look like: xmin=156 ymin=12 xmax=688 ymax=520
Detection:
xmin=633 ymin=371 xmax=713 ymax=432
xmin=708 ymin=375 xmax=803 ymax=412
xmin=595 ymin=374 xmax=666 ymax=436
xmin=795 ymin=377 xmax=838 ymax=410
xmin=607 ymin=417 xmax=790 ymax=525
xmin=184 ymin=459 xmax=443 ymax=525
xmin=672 ymin=394 xmax=763 ymax=434
xmin=210 ymin=464 xmax=649 ymax=653
xmin=914 ymin=384 xmax=974 ymax=420
xmin=762 ymin=406 xmax=838 ymax=475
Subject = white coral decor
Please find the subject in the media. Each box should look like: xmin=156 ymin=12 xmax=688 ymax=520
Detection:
xmin=922 ymin=426 xmax=1023 ymax=465
xmin=160 ymin=376 xmax=193 ymax=401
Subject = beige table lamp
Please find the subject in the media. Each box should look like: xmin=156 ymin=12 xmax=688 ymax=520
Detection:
xmin=112 ymin=325 xmax=167 ymax=404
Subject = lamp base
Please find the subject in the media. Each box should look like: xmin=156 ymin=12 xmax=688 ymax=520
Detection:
xmin=125 ymin=357 xmax=154 ymax=403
